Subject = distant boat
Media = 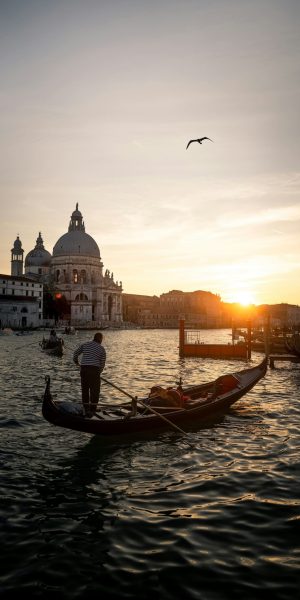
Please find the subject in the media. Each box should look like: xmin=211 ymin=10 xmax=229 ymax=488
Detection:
xmin=62 ymin=326 xmax=76 ymax=335
xmin=40 ymin=337 xmax=64 ymax=357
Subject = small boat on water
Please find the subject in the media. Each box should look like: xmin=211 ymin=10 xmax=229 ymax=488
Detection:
xmin=42 ymin=357 xmax=267 ymax=436
xmin=63 ymin=326 xmax=76 ymax=335
xmin=40 ymin=337 xmax=64 ymax=356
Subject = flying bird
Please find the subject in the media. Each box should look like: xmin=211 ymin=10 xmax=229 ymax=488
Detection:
xmin=186 ymin=137 xmax=213 ymax=149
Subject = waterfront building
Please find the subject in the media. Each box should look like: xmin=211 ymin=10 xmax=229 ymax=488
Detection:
xmin=122 ymin=290 xmax=223 ymax=328
xmin=0 ymin=274 xmax=43 ymax=329
xmin=50 ymin=204 xmax=123 ymax=327
xmin=6 ymin=205 xmax=123 ymax=328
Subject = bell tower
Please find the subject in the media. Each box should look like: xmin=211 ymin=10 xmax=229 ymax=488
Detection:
xmin=11 ymin=235 xmax=24 ymax=276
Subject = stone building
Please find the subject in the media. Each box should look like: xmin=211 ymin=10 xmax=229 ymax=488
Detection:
xmin=122 ymin=289 xmax=223 ymax=328
xmin=0 ymin=273 xmax=43 ymax=329
xmin=50 ymin=204 xmax=123 ymax=327
xmin=7 ymin=205 xmax=123 ymax=328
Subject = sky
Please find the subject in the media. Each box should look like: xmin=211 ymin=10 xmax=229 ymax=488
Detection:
xmin=1 ymin=0 xmax=300 ymax=306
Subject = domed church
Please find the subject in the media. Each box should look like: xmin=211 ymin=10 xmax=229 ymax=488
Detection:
xmin=10 ymin=205 xmax=123 ymax=327
xmin=50 ymin=204 xmax=123 ymax=326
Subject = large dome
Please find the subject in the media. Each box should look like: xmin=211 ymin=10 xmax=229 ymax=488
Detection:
xmin=52 ymin=204 xmax=100 ymax=258
xmin=25 ymin=233 xmax=52 ymax=267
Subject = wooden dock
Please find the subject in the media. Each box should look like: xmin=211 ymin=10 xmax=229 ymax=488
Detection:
xmin=268 ymin=354 xmax=300 ymax=369
xmin=179 ymin=319 xmax=251 ymax=360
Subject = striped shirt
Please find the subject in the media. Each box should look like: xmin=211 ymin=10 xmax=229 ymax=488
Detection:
xmin=73 ymin=341 xmax=106 ymax=371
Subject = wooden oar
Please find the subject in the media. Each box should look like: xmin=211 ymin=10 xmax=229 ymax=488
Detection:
xmin=101 ymin=375 xmax=187 ymax=435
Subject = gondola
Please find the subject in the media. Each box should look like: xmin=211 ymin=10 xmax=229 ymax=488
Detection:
xmin=40 ymin=338 xmax=64 ymax=357
xmin=42 ymin=357 xmax=267 ymax=436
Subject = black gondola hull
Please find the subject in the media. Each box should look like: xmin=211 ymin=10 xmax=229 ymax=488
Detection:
xmin=42 ymin=358 xmax=267 ymax=436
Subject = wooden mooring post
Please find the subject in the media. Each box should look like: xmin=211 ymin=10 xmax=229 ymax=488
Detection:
xmin=179 ymin=318 xmax=185 ymax=358
xmin=247 ymin=320 xmax=252 ymax=360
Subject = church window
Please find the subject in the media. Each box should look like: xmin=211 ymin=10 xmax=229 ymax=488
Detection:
xmin=73 ymin=270 xmax=78 ymax=283
xmin=75 ymin=293 xmax=88 ymax=301
xmin=56 ymin=270 xmax=60 ymax=282
xmin=38 ymin=268 xmax=42 ymax=275
xmin=80 ymin=270 xmax=86 ymax=284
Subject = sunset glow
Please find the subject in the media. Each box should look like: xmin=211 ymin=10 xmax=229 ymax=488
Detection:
xmin=231 ymin=291 xmax=257 ymax=307
xmin=0 ymin=1 xmax=299 ymax=306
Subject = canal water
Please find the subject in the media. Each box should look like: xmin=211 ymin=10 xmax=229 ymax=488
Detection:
xmin=0 ymin=329 xmax=299 ymax=599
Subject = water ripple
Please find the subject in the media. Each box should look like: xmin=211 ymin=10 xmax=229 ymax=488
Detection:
xmin=0 ymin=330 xmax=299 ymax=598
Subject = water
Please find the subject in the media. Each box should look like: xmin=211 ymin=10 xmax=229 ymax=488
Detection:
xmin=0 ymin=329 xmax=299 ymax=599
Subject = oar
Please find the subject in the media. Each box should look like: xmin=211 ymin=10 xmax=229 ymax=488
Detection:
xmin=101 ymin=375 xmax=187 ymax=435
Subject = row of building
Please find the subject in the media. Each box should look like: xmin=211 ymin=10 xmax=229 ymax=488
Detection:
xmin=122 ymin=291 xmax=300 ymax=330
xmin=1 ymin=205 xmax=300 ymax=330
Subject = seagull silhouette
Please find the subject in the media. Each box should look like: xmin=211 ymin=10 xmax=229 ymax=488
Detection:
xmin=186 ymin=137 xmax=213 ymax=149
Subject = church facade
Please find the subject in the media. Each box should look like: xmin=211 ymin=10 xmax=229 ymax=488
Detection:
xmin=10 ymin=205 xmax=123 ymax=327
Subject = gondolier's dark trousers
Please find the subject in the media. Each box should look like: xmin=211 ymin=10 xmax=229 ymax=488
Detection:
xmin=80 ymin=365 xmax=101 ymax=415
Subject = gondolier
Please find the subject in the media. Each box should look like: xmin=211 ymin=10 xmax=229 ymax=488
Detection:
xmin=73 ymin=332 xmax=106 ymax=418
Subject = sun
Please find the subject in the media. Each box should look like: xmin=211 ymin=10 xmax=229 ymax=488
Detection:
xmin=234 ymin=291 xmax=256 ymax=306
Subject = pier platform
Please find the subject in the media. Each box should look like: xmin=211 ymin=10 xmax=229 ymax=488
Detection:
xmin=179 ymin=319 xmax=251 ymax=360
xmin=269 ymin=354 xmax=300 ymax=369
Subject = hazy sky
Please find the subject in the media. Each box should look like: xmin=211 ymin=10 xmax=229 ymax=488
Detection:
xmin=1 ymin=0 xmax=300 ymax=305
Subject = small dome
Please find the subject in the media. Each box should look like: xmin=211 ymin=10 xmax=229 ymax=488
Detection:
xmin=25 ymin=232 xmax=52 ymax=267
xmin=52 ymin=204 xmax=100 ymax=258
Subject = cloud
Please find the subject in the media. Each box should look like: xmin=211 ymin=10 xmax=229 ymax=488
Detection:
xmin=218 ymin=204 xmax=300 ymax=230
